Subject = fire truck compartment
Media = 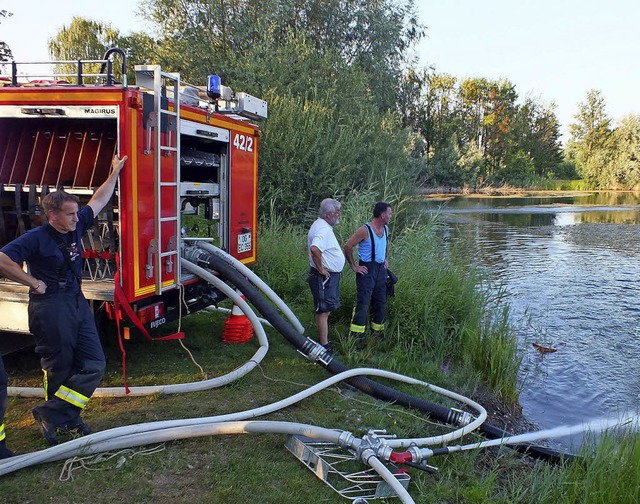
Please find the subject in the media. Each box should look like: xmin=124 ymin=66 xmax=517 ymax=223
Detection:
xmin=0 ymin=116 xmax=119 ymax=257
xmin=0 ymin=116 xmax=117 ymax=189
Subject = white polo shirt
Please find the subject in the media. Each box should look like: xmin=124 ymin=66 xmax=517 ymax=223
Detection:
xmin=307 ymin=218 xmax=345 ymax=273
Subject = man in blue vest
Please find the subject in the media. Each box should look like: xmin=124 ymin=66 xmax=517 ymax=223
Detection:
xmin=343 ymin=202 xmax=392 ymax=338
xmin=0 ymin=154 xmax=127 ymax=446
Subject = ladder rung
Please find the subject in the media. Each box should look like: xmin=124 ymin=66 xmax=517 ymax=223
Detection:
xmin=160 ymin=182 xmax=177 ymax=187
xmin=160 ymin=216 xmax=178 ymax=222
xmin=160 ymin=251 xmax=179 ymax=258
xmin=160 ymin=146 xmax=178 ymax=152
xmin=161 ymin=110 xmax=178 ymax=117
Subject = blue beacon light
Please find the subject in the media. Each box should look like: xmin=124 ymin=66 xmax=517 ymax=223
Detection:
xmin=206 ymin=75 xmax=222 ymax=99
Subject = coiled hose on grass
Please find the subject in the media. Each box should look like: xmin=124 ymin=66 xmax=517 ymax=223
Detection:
xmin=185 ymin=245 xmax=570 ymax=463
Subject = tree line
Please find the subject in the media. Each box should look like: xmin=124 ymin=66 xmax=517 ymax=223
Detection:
xmin=566 ymin=90 xmax=640 ymax=189
xmin=2 ymin=1 xmax=639 ymax=221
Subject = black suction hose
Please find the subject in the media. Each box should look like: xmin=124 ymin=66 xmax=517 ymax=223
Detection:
xmin=193 ymin=251 xmax=570 ymax=463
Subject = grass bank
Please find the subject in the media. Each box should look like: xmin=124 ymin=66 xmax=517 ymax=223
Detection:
xmin=257 ymin=192 xmax=521 ymax=402
xmin=1 ymin=194 xmax=637 ymax=503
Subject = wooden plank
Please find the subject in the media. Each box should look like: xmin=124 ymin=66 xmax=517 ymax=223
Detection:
xmin=90 ymin=126 xmax=117 ymax=187
xmin=56 ymin=129 xmax=84 ymax=188
xmin=42 ymin=124 xmax=68 ymax=186
xmin=0 ymin=121 xmax=10 ymax=183
xmin=0 ymin=125 xmax=21 ymax=184
xmin=25 ymin=125 xmax=52 ymax=185
xmin=73 ymin=128 xmax=100 ymax=188
xmin=9 ymin=126 xmax=36 ymax=185
xmin=0 ymin=184 xmax=6 ymax=246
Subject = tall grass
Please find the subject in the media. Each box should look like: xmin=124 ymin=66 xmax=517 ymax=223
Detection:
xmin=384 ymin=220 xmax=520 ymax=402
xmin=526 ymin=178 xmax=596 ymax=191
xmin=507 ymin=428 xmax=640 ymax=503
xmin=253 ymin=199 xmax=310 ymax=309
xmin=253 ymin=189 xmax=521 ymax=402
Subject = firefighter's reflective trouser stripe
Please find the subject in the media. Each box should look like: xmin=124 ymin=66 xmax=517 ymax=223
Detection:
xmin=55 ymin=385 xmax=90 ymax=409
xmin=350 ymin=323 xmax=366 ymax=333
xmin=29 ymin=291 xmax=106 ymax=427
xmin=350 ymin=261 xmax=387 ymax=334
xmin=0 ymin=352 xmax=8 ymax=441
xmin=350 ymin=306 xmax=366 ymax=333
xmin=43 ymin=369 xmax=49 ymax=400
xmin=371 ymin=321 xmax=385 ymax=331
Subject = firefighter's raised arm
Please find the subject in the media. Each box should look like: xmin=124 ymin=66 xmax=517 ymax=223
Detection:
xmin=88 ymin=154 xmax=128 ymax=216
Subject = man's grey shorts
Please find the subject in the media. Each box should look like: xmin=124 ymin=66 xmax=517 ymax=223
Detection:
xmin=308 ymin=268 xmax=341 ymax=313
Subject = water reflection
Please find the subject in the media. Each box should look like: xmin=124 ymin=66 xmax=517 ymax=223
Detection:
xmin=425 ymin=192 xmax=640 ymax=450
xmin=429 ymin=190 xmax=640 ymax=209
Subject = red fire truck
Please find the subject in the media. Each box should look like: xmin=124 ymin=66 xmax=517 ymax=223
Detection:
xmin=0 ymin=49 xmax=267 ymax=349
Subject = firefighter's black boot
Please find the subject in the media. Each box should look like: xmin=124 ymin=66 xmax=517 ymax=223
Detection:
xmin=32 ymin=406 xmax=59 ymax=446
xmin=68 ymin=418 xmax=92 ymax=436
xmin=0 ymin=440 xmax=14 ymax=459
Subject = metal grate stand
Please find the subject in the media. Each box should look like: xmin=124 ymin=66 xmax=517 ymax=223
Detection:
xmin=285 ymin=435 xmax=410 ymax=502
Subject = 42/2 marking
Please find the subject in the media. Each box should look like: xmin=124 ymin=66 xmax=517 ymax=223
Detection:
xmin=233 ymin=133 xmax=254 ymax=152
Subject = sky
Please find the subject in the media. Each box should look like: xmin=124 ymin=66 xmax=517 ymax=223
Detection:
xmin=415 ymin=0 xmax=640 ymax=140
xmin=2 ymin=0 xmax=639 ymax=141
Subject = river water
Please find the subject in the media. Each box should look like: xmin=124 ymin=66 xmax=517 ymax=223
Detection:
xmin=423 ymin=192 xmax=640 ymax=450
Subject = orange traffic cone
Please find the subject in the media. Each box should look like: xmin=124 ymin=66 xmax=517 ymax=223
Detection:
xmin=221 ymin=291 xmax=254 ymax=344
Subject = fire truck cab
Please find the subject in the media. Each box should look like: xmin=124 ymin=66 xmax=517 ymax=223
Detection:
xmin=0 ymin=50 xmax=267 ymax=347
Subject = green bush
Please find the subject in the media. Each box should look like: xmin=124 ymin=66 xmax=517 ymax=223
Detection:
xmin=258 ymin=92 xmax=415 ymax=223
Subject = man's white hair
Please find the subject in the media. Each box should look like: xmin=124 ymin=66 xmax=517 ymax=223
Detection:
xmin=319 ymin=198 xmax=340 ymax=218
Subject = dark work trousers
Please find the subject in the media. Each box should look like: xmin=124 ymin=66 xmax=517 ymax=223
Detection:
xmin=351 ymin=261 xmax=388 ymax=333
xmin=28 ymin=291 xmax=105 ymax=428
xmin=0 ymin=356 xmax=7 ymax=438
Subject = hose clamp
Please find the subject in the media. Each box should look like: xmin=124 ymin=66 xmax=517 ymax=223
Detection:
xmin=298 ymin=339 xmax=333 ymax=365
xmin=338 ymin=431 xmax=357 ymax=449
xmin=448 ymin=408 xmax=474 ymax=426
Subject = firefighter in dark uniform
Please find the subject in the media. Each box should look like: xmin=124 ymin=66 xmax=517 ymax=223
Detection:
xmin=0 ymin=154 xmax=127 ymax=446
xmin=343 ymin=202 xmax=392 ymax=338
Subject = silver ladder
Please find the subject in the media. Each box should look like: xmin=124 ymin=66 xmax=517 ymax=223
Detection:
xmin=137 ymin=65 xmax=181 ymax=294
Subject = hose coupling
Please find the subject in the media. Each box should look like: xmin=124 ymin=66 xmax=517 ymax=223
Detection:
xmin=417 ymin=447 xmax=434 ymax=462
xmin=338 ymin=431 xmax=357 ymax=450
xmin=358 ymin=430 xmax=394 ymax=461
xmin=359 ymin=447 xmax=377 ymax=465
xmin=389 ymin=446 xmax=422 ymax=465
xmin=448 ymin=407 xmax=474 ymax=427
xmin=183 ymin=245 xmax=212 ymax=266
xmin=375 ymin=443 xmax=393 ymax=462
xmin=408 ymin=446 xmax=425 ymax=463
xmin=298 ymin=338 xmax=333 ymax=365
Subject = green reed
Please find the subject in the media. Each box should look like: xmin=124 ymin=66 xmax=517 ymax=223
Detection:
xmin=255 ymin=190 xmax=521 ymax=402
xmin=508 ymin=427 xmax=640 ymax=504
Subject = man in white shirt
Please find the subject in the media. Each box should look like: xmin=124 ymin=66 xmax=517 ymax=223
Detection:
xmin=307 ymin=198 xmax=345 ymax=354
